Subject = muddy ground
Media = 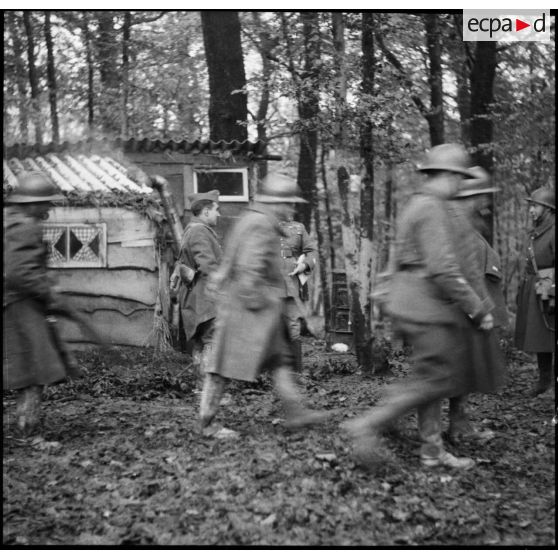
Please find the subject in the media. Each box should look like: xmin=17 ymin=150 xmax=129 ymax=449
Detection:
xmin=3 ymin=337 xmax=555 ymax=546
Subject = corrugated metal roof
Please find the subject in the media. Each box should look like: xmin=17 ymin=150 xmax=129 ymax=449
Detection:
xmin=4 ymin=152 xmax=152 ymax=196
xmin=4 ymin=136 xmax=276 ymax=160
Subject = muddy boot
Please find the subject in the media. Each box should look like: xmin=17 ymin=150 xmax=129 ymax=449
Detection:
xmin=199 ymin=373 xmax=226 ymax=431
xmin=342 ymin=416 xmax=393 ymax=468
xmin=531 ymin=353 xmax=553 ymax=396
xmin=421 ymin=445 xmax=475 ymax=470
xmin=274 ymin=366 xmax=329 ymax=429
xmin=448 ymin=396 xmax=494 ymax=444
xmin=15 ymin=385 xmax=43 ymax=438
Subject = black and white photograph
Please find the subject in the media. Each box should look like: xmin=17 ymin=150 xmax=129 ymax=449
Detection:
xmin=2 ymin=6 xmax=556 ymax=548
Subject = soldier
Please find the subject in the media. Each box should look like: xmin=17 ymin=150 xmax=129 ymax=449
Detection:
xmin=446 ymin=169 xmax=506 ymax=443
xmin=278 ymin=189 xmax=317 ymax=372
xmin=198 ymin=173 xmax=328 ymax=437
xmin=3 ymin=172 xmax=74 ymax=437
xmin=343 ymin=144 xmax=494 ymax=470
xmin=176 ymin=190 xmax=222 ymax=376
xmin=514 ymin=187 xmax=555 ymax=396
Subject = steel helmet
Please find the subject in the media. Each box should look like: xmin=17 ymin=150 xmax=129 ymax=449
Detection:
xmin=5 ymin=171 xmax=65 ymax=204
xmin=418 ymin=143 xmax=477 ymax=178
xmin=525 ymin=187 xmax=555 ymax=210
xmin=454 ymin=166 xmax=500 ymax=198
xmin=254 ymin=173 xmax=307 ymax=204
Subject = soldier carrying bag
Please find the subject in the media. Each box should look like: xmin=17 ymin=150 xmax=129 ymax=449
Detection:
xmin=528 ymin=240 xmax=555 ymax=321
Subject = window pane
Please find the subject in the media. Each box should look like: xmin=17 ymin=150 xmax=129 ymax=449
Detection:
xmin=196 ymin=171 xmax=244 ymax=197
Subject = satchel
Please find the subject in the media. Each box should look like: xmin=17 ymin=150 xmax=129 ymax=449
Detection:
xmin=528 ymin=239 xmax=555 ymax=316
xmin=535 ymin=267 xmax=555 ymax=312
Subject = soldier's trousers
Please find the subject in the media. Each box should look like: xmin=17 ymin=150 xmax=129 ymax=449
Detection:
xmin=15 ymin=385 xmax=43 ymax=436
xmin=356 ymin=321 xmax=466 ymax=458
xmin=199 ymin=366 xmax=304 ymax=428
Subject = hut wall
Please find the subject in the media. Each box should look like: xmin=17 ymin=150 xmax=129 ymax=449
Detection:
xmin=46 ymin=206 xmax=159 ymax=347
xmin=127 ymin=152 xmax=254 ymax=235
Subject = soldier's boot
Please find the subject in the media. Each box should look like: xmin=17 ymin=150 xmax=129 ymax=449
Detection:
xmin=294 ymin=339 xmax=303 ymax=375
xmin=199 ymin=373 xmax=226 ymax=429
xmin=448 ymin=395 xmax=495 ymax=443
xmin=273 ymin=366 xmax=329 ymax=429
xmin=531 ymin=353 xmax=553 ymax=397
xmin=418 ymin=400 xmax=475 ymax=470
xmin=341 ymin=415 xmax=394 ymax=468
xmin=15 ymin=385 xmax=43 ymax=438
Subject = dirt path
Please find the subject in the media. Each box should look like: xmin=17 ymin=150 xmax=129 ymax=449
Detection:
xmin=3 ymin=341 xmax=555 ymax=546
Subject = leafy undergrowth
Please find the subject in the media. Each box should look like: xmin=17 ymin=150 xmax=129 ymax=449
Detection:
xmin=3 ymin=338 xmax=555 ymax=546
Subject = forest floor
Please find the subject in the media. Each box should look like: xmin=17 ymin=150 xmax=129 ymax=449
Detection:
xmin=3 ymin=334 xmax=556 ymax=547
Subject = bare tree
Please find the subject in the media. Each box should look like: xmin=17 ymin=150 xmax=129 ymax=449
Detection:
xmin=44 ymin=11 xmax=59 ymax=143
xmin=23 ymin=12 xmax=42 ymax=143
xmin=201 ymin=11 xmax=248 ymax=142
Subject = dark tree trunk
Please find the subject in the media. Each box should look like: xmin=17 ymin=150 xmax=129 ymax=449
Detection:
xmin=294 ymin=12 xmax=320 ymax=230
xmin=23 ymin=12 xmax=42 ymax=144
xmin=96 ymin=12 xmax=120 ymax=134
xmin=423 ymin=14 xmax=444 ymax=146
xmin=201 ymin=11 xmax=248 ymax=142
xmin=81 ymin=14 xmax=95 ymax=131
xmin=7 ymin=12 xmax=29 ymax=142
xmin=360 ymin=12 xmax=375 ymax=242
xmin=121 ymin=11 xmax=131 ymax=137
xmin=451 ymin=14 xmax=472 ymax=145
xmin=470 ymin=41 xmax=498 ymax=243
xmin=44 ymin=11 xmax=59 ymax=144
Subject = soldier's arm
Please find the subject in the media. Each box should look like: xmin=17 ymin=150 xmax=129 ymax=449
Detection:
xmin=188 ymin=227 xmax=220 ymax=278
xmin=300 ymin=224 xmax=316 ymax=272
xmin=4 ymin=220 xmax=54 ymax=304
xmin=417 ymin=199 xmax=491 ymax=322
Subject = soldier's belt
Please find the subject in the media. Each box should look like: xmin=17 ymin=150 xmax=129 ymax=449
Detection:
xmin=281 ymin=249 xmax=293 ymax=258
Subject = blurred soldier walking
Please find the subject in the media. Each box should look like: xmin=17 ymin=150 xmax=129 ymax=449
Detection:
xmin=175 ymin=190 xmax=222 ymax=375
xmin=199 ymin=173 xmax=328 ymax=436
xmin=446 ymin=168 xmax=507 ymax=443
xmin=278 ymin=193 xmax=317 ymax=373
xmin=343 ymin=144 xmax=494 ymax=470
xmin=3 ymin=172 xmax=76 ymax=437
xmin=514 ymin=187 xmax=555 ymax=396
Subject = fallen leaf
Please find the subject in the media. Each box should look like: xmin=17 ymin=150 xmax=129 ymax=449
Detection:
xmin=260 ymin=513 xmax=277 ymax=527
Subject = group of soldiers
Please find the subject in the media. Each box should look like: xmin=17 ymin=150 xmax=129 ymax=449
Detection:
xmin=3 ymin=142 xmax=555 ymax=471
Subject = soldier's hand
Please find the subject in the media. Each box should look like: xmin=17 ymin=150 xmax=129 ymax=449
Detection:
xmin=289 ymin=262 xmax=307 ymax=276
xmin=170 ymin=271 xmax=180 ymax=291
xmin=478 ymin=313 xmax=494 ymax=331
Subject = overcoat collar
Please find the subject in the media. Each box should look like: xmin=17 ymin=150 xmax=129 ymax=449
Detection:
xmin=186 ymin=215 xmax=219 ymax=240
xmin=530 ymin=212 xmax=555 ymax=240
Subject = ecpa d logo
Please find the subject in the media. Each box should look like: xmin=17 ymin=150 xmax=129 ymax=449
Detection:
xmin=463 ymin=10 xmax=551 ymax=42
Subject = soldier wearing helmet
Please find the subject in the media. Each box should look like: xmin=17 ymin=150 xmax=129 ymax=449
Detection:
xmin=198 ymin=172 xmax=328 ymax=438
xmin=344 ymin=144 xmax=494 ymax=471
xmin=3 ymin=172 xmax=70 ymax=437
xmin=515 ymin=186 xmax=555 ymax=396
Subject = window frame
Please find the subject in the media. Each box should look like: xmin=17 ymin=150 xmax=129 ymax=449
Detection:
xmin=192 ymin=167 xmax=249 ymax=202
xmin=43 ymin=222 xmax=107 ymax=269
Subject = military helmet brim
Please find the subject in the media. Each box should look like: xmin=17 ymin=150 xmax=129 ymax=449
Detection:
xmin=454 ymin=186 xmax=500 ymax=198
xmin=418 ymin=164 xmax=477 ymax=179
xmin=524 ymin=196 xmax=555 ymax=210
xmin=254 ymin=194 xmax=308 ymax=204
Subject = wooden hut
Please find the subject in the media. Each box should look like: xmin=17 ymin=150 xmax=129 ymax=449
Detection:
xmin=3 ymin=137 xmax=279 ymax=349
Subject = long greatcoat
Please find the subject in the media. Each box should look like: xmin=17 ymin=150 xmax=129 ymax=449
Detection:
xmin=209 ymin=203 xmax=289 ymax=382
xmin=3 ymin=206 xmax=68 ymax=391
xmin=446 ymin=201 xmax=505 ymax=394
xmin=177 ymin=217 xmax=222 ymax=341
xmin=515 ymin=213 xmax=555 ymax=353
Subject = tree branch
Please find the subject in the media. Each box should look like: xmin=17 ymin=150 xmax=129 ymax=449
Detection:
xmin=374 ymin=27 xmax=429 ymax=117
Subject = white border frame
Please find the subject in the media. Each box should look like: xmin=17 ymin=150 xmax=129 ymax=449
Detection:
xmin=193 ymin=168 xmax=249 ymax=202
